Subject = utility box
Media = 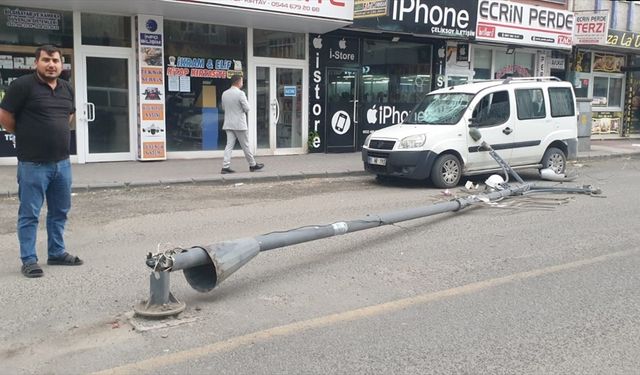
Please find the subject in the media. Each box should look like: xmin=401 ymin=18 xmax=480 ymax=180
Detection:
xmin=576 ymin=98 xmax=592 ymax=152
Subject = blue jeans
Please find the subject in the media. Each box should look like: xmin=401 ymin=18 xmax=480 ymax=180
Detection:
xmin=17 ymin=159 xmax=72 ymax=265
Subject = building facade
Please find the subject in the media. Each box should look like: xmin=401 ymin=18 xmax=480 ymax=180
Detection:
xmin=572 ymin=0 xmax=640 ymax=138
xmin=0 ymin=0 xmax=354 ymax=164
xmin=1 ymin=0 xmax=638 ymax=166
xmin=309 ymin=0 xmax=478 ymax=152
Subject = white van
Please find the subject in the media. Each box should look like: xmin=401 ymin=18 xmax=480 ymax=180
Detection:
xmin=362 ymin=77 xmax=578 ymax=188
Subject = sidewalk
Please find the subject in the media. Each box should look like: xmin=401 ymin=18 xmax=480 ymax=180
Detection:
xmin=1 ymin=139 xmax=639 ymax=196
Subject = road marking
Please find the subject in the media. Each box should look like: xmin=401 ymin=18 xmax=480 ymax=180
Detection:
xmin=93 ymin=249 xmax=638 ymax=375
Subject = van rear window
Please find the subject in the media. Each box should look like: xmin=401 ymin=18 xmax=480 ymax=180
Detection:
xmin=548 ymin=87 xmax=575 ymax=117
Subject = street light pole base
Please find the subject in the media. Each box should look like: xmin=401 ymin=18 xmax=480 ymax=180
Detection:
xmin=134 ymin=271 xmax=186 ymax=318
xmin=133 ymin=293 xmax=186 ymax=318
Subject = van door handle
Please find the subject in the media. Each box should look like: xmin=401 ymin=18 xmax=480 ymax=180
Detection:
xmin=502 ymin=127 xmax=513 ymax=135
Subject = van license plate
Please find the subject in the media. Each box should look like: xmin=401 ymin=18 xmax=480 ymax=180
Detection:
xmin=368 ymin=156 xmax=387 ymax=166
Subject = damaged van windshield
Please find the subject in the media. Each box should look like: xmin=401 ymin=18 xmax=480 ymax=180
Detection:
xmin=404 ymin=93 xmax=474 ymax=125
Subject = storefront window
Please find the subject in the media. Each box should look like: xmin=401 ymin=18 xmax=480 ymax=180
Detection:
xmin=81 ymin=13 xmax=131 ymax=47
xmin=361 ymin=39 xmax=431 ymax=105
xmin=593 ymin=76 xmax=623 ymax=107
xmin=473 ymin=49 xmax=492 ymax=80
xmin=0 ymin=5 xmax=74 ymax=158
xmin=253 ymin=29 xmax=305 ymax=59
xmin=164 ymin=20 xmax=246 ymax=152
xmin=495 ymin=51 xmax=534 ymax=79
xmin=0 ymin=6 xmax=73 ymax=48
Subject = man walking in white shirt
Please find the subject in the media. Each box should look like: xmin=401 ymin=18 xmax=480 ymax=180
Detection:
xmin=220 ymin=75 xmax=264 ymax=174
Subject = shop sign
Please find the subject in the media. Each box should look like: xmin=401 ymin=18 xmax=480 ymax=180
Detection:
xmin=607 ymin=29 xmax=640 ymax=50
xmin=141 ymin=67 xmax=163 ymax=85
xmin=364 ymin=103 xmax=413 ymax=127
xmin=537 ymin=52 xmax=546 ymax=77
xmin=476 ymin=0 xmax=574 ymax=50
xmin=308 ymin=34 xmax=360 ymax=152
xmin=456 ymin=43 xmax=469 ymax=62
xmin=166 ymin=56 xmax=242 ymax=86
xmin=325 ymin=36 xmax=358 ymax=63
xmin=354 ymin=0 xmax=387 ymax=19
xmin=574 ymin=12 xmax=608 ymax=45
xmin=137 ymin=15 xmax=167 ymax=161
xmin=168 ymin=0 xmax=353 ymax=21
xmin=495 ymin=64 xmax=531 ymax=79
xmin=550 ymin=58 xmax=565 ymax=70
xmin=142 ymin=141 xmax=166 ymax=159
xmin=3 ymin=7 xmax=61 ymax=30
xmin=592 ymin=111 xmax=622 ymax=135
xmin=352 ymin=0 xmax=478 ymax=39
xmin=592 ymin=53 xmax=624 ymax=73
xmin=309 ymin=35 xmax=326 ymax=152
xmin=284 ymin=86 xmax=297 ymax=97
xmin=140 ymin=33 xmax=162 ymax=46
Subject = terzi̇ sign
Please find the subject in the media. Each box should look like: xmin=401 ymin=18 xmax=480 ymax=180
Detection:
xmin=476 ymin=0 xmax=574 ymax=49
xmin=574 ymin=12 xmax=608 ymax=45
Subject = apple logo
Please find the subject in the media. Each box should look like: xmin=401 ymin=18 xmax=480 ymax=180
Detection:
xmin=367 ymin=105 xmax=377 ymax=124
xmin=313 ymin=36 xmax=323 ymax=50
xmin=339 ymin=38 xmax=347 ymax=50
xmin=459 ymin=46 xmax=466 ymax=56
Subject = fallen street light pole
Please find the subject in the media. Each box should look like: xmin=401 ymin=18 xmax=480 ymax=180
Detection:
xmin=134 ymin=136 xmax=602 ymax=318
xmin=134 ymin=183 xmax=532 ymax=317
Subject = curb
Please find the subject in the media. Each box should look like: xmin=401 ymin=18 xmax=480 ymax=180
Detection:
xmin=574 ymin=152 xmax=639 ymax=161
xmin=2 ymin=170 xmax=369 ymax=198
xmin=0 ymin=154 xmax=635 ymax=198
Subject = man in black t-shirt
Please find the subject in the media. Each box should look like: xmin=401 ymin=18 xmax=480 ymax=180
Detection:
xmin=0 ymin=45 xmax=83 ymax=278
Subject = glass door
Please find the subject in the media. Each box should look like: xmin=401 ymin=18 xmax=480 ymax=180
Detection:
xmin=326 ymin=67 xmax=358 ymax=152
xmin=80 ymin=52 xmax=134 ymax=162
xmin=255 ymin=65 xmax=304 ymax=152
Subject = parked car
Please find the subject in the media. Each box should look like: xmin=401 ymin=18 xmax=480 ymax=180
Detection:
xmin=362 ymin=77 xmax=578 ymax=188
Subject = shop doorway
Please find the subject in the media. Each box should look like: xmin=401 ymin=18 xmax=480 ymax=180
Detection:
xmin=326 ymin=67 xmax=358 ymax=152
xmin=254 ymin=64 xmax=305 ymax=154
xmin=77 ymin=49 xmax=136 ymax=162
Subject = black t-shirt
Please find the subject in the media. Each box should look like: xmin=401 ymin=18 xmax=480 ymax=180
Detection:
xmin=0 ymin=73 xmax=75 ymax=162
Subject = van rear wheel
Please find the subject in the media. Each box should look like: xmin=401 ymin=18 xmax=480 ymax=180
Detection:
xmin=540 ymin=147 xmax=566 ymax=174
xmin=431 ymin=154 xmax=461 ymax=189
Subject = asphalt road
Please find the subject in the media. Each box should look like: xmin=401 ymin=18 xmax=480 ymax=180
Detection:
xmin=0 ymin=156 xmax=639 ymax=374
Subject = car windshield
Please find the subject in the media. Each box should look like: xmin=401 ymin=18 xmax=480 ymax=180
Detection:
xmin=403 ymin=93 xmax=474 ymax=125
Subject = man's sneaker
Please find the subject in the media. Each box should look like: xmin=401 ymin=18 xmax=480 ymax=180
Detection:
xmin=249 ymin=163 xmax=264 ymax=172
xmin=221 ymin=167 xmax=236 ymax=174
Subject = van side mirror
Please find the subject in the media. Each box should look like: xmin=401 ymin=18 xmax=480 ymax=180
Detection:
xmin=469 ymin=127 xmax=482 ymax=142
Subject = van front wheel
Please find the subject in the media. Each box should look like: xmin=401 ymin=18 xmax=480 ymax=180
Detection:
xmin=540 ymin=147 xmax=566 ymax=174
xmin=430 ymin=154 xmax=461 ymax=189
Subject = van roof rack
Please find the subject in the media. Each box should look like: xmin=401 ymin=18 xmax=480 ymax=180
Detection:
xmin=502 ymin=76 xmax=562 ymax=84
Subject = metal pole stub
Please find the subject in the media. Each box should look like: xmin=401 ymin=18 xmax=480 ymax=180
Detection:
xmin=134 ymin=271 xmax=186 ymax=318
